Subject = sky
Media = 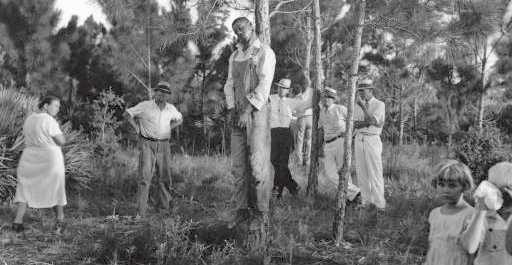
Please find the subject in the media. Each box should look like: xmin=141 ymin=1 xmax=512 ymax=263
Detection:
xmin=53 ymin=0 xmax=245 ymax=30
xmin=54 ymin=0 xmax=110 ymax=29
xmin=53 ymin=0 xmax=251 ymax=59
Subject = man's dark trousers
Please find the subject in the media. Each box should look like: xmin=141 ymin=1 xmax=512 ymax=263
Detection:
xmin=271 ymin=127 xmax=299 ymax=197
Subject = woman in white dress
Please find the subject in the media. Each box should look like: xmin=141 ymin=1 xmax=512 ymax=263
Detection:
xmin=12 ymin=96 xmax=67 ymax=233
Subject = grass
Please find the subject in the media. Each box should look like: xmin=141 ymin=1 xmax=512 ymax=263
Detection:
xmin=0 ymin=144 xmax=445 ymax=265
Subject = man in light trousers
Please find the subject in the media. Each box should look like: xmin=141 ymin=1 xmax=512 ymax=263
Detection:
xmin=354 ymin=79 xmax=386 ymax=209
xmin=125 ymin=81 xmax=183 ymax=217
xmin=318 ymin=87 xmax=360 ymax=201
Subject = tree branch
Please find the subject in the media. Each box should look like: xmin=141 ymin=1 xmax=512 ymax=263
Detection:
xmin=128 ymin=43 xmax=149 ymax=70
xmin=224 ymin=0 xmax=253 ymax=12
xmin=270 ymin=0 xmax=312 ymax=18
xmin=129 ymin=71 xmax=150 ymax=91
xmin=270 ymin=0 xmax=297 ymax=17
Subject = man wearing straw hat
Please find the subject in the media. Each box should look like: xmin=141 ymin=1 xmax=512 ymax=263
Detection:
xmin=269 ymin=78 xmax=311 ymax=198
xmin=124 ymin=81 xmax=183 ymax=217
xmin=317 ymin=87 xmax=360 ymax=201
xmin=354 ymin=78 xmax=386 ymax=209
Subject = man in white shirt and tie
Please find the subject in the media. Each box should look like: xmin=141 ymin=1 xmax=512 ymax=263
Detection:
xmin=354 ymin=79 xmax=386 ymax=209
xmin=269 ymin=78 xmax=311 ymax=198
xmin=318 ymin=87 xmax=360 ymax=201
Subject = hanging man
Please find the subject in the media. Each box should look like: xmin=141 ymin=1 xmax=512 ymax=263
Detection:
xmin=124 ymin=81 xmax=183 ymax=217
xmin=270 ymin=78 xmax=311 ymax=198
xmin=223 ymin=17 xmax=276 ymax=235
xmin=317 ymin=87 xmax=360 ymax=201
xmin=354 ymin=79 xmax=386 ymax=209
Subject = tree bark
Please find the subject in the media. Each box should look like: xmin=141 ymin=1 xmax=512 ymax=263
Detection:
xmin=478 ymin=58 xmax=487 ymax=134
xmin=254 ymin=2 xmax=271 ymax=264
xmin=146 ymin=7 xmax=153 ymax=99
xmin=307 ymin=0 xmax=322 ymax=196
xmin=398 ymin=84 xmax=404 ymax=146
xmin=413 ymin=97 xmax=417 ymax=136
xmin=304 ymin=16 xmax=312 ymax=89
xmin=334 ymin=0 xmax=366 ymax=246
xmin=255 ymin=0 xmax=271 ymax=44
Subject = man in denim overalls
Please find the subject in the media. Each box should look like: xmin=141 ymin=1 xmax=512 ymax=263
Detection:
xmin=223 ymin=17 xmax=276 ymax=246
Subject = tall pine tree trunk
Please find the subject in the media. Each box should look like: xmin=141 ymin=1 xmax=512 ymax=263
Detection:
xmin=478 ymin=58 xmax=487 ymax=133
xmin=334 ymin=0 xmax=366 ymax=245
xmin=254 ymin=2 xmax=271 ymax=264
xmin=146 ymin=7 xmax=153 ymax=99
xmin=304 ymin=16 xmax=312 ymax=89
xmin=398 ymin=84 xmax=404 ymax=146
xmin=255 ymin=1 xmax=271 ymax=44
xmin=413 ymin=96 xmax=417 ymax=139
xmin=307 ymin=0 xmax=322 ymax=196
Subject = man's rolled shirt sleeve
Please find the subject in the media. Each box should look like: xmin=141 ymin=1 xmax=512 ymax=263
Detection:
xmin=372 ymin=101 xmax=385 ymax=127
xmin=223 ymin=53 xmax=236 ymax=110
xmin=168 ymin=104 xmax=183 ymax=121
xmin=246 ymin=46 xmax=276 ymax=110
xmin=126 ymin=101 xmax=146 ymax=118
xmin=288 ymin=87 xmax=313 ymax=114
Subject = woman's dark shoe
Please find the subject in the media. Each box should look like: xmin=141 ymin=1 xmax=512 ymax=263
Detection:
xmin=12 ymin=223 xmax=24 ymax=233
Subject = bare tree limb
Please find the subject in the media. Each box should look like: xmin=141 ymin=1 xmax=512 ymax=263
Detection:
xmin=129 ymin=71 xmax=150 ymax=91
xmin=224 ymin=0 xmax=253 ymax=11
xmin=270 ymin=0 xmax=297 ymax=17
xmin=128 ymin=43 xmax=149 ymax=70
xmin=270 ymin=0 xmax=312 ymax=18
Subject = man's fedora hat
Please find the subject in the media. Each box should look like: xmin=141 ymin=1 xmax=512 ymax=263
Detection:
xmin=322 ymin=86 xmax=337 ymax=98
xmin=357 ymin=78 xmax=375 ymax=90
xmin=275 ymin=78 xmax=291 ymax=89
xmin=154 ymin=81 xmax=173 ymax=94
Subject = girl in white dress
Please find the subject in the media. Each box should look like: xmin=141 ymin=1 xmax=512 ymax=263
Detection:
xmin=462 ymin=162 xmax=512 ymax=265
xmin=424 ymin=159 xmax=475 ymax=265
xmin=12 ymin=96 xmax=67 ymax=233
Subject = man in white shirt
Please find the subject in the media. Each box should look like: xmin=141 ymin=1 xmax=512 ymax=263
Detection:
xmin=354 ymin=79 xmax=386 ymax=209
xmin=318 ymin=87 xmax=360 ymax=201
xmin=124 ymin=81 xmax=183 ymax=217
xmin=269 ymin=78 xmax=311 ymax=198
xmin=223 ymin=17 xmax=276 ymax=234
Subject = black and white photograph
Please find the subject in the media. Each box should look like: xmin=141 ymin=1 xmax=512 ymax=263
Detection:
xmin=1 ymin=0 xmax=512 ymax=264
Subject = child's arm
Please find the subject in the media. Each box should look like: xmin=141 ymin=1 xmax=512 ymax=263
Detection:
xmin=506 ymin=218 xmax=512 ymax=255
xmin=461 ymin=198 xmax=487 ymax=254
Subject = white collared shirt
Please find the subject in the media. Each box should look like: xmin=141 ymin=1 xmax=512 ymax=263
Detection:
xmin=318 ymin=104 xmax=347 ymax=140
xmin=126 ymin=100 xmax=182 ymax=139
xmin=223 ymin=37 xmax=276 ymax=110
xmin=294 ymin=90 xmax=313 ymax=117
xmin=354 ymin=97 xmax=385 ymax=135
xmin=270 ymin=93 xmax=311 ymax=128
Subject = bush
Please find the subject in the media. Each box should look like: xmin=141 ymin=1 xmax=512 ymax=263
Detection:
xmin=453 ymin=126 xmax=511 ymax=184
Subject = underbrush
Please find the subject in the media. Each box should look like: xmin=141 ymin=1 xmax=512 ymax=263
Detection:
xmin=0 ymin=144 xmax=450 ymax=264
xmin=64 ymin=144 xmax=440 ymax=265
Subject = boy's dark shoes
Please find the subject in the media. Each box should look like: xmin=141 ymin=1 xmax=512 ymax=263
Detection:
xmin=54 ymin=221 xmax=66 ymax=235
xmin=11 ymin=223 xmax=24 ymax=233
